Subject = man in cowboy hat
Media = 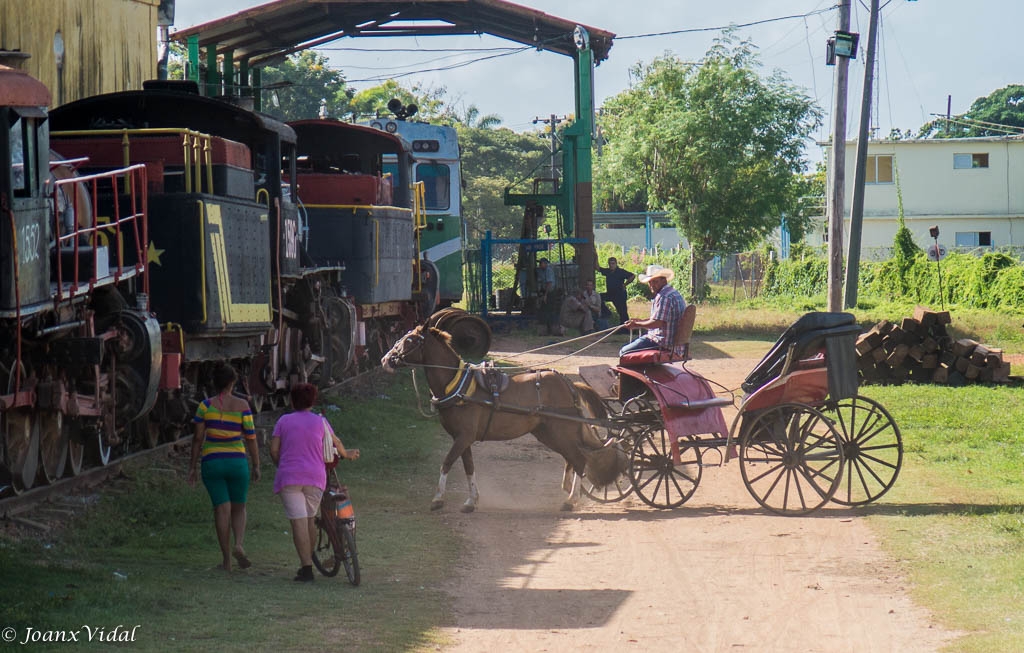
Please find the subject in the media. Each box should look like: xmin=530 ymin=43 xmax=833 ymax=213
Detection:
xmin=619 ymin=264 xmax=686 ymax=357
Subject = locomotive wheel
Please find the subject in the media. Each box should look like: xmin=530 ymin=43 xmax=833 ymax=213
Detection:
xmin=822 ymin=395 xmax=903 ymax=506
xmin=628 ymin=425 xmax=702 ymax=509
xmin=87 ymin=422 xmax=113 ymax=467
xmin=4 ymin=409 xmax=40 ymax=493
xmin=66 ymin=419 xmax=85 ymax=476
xmin=38 ymin=411 xmax=69 ymax=483
xmin=739 ymin=404 xmax=844 ymax=516
xmin=323 ymin=297 xmax=353 ymax=385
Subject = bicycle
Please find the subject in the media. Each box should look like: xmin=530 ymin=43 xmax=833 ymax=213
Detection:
xmin=311 ymin=467 xmax=360 ymax=585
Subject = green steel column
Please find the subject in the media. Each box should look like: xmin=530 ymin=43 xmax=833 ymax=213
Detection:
xmin=205 ymin=46 xmax=219 ymax=97
xmin=187 ymin=35 xmax=200 ymax=82
xmin=221 ymin=48 xmax=234 ymax=96
xmin=570 ymin=27 xmax=596 ymax=283
xmin=239 ymin=58 xmax=249 ymax=97
xmin=252 ymin=67 xmax=262 ymax=111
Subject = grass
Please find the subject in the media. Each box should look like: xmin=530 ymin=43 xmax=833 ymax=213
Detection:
xmin=856 ymin=384 xmax=1024 ymax=653
xmin=0 ymin=372 xmax=459 ymax=653
xmin=3 ymin=309 xmax=1023 ymax=652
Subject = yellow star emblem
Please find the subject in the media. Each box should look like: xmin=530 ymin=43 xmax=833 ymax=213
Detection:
xmin=147 ymin=241 xmax=165 ymax=266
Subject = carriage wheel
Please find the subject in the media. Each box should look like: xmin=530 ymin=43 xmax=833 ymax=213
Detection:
xmin=822 ymin=395 xmax=903 ymax=506
xmin=3 ymin=409 xmax=39 ymax=493
xmin=38 ymin=411 xmax=69 ymax=483
xmin=739 ymin=404 xmax=844 ymax=516
xmin=580 ymin=431 xmax=634 ymax=504
xmin=87 ymin=422 xmax=113 ymax=467
xmin=580 ymin=473 xmax=633 ymax=503
xmin=628 ymin=426 xmax=702 ymax=509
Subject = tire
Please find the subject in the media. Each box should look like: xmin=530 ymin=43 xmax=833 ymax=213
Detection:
xmin=628 ymin=425 xmax=702 ymax=509
xmin=580 ymin=472 xmax=633 ymax=503
xmin=339 ymin=522 xmax=360 ymax=586
xmin=739 ymin=404 xmax=844 ymax=516
xmin=822 ymin=395 xmax=903 ymax=506
xmin=312 ymin=516 xmax=342 ymax=577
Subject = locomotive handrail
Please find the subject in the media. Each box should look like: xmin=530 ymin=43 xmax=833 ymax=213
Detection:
xmin=51 ymin=128 xmax=217 ymax=197
xmin=51 ymin=163 xmax=149 ymax=303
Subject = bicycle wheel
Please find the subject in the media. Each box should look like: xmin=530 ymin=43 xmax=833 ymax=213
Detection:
xmin=823 ymin=395 xmax=903 ymax=506
xmin=311 ymin=517 xmax=342 ymax=577
xmin=339 ymin=522 xmax=360 ymax=586
xmin=739 ymin=404 xmax=844 ymax=516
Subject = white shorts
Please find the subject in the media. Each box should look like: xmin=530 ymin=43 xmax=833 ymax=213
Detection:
xmin=279 ymin=485 xmax=324 ymax=519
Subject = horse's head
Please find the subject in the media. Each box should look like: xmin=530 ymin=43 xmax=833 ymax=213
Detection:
xmin=381 ymin=325 xmax=427 ymax=372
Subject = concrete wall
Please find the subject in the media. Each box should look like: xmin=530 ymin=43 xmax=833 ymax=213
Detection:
xmin=811 ymin=137 xmax=1024 ymax=253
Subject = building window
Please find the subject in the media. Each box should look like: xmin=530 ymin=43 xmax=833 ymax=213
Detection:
xmin=416 ymin=163 xmax=450 ymax=211
xmin=953 ymin=153 xmax=989 ymax=169
xmin=866 ymin=154 xmax=894 ymax=184
xmin=955 ymin=231 xmax=992 ymax=247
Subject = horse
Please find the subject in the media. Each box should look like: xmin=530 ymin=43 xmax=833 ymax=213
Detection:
xmin=381 ymin=325 xmax=624 ymax=512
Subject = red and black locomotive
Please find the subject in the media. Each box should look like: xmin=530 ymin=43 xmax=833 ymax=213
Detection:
xmin=1 ymin=71 xmax=428 ymax=495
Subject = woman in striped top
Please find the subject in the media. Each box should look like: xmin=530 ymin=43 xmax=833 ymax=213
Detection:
xmin=188 ymin=363 xmax=261 ymax=571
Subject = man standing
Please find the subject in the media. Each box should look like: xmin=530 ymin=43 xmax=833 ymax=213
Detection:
xmin=597 ymin=257 xmax=636 ymax=326
xmin=620 ymin=264 xmax=686 ymax=356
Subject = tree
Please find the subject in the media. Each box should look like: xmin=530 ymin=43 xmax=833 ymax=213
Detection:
xmin=918 ymin=84 xmax=1024 ymax=138
xmin=259 ymin=51 xmax=353 ymax=121
xmin=348 ymin=80 xmax=449 ymax=122
xmin=456 ymin=126 xmax=549 ymax=240
xmin=455 ymin=104 xmax=502 ymax=130
xmin=595 ymin=37 xmax=821 ymax=300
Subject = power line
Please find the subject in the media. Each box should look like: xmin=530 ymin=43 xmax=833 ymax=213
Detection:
xmin=615 ymin=6 xmax=838 ymax=40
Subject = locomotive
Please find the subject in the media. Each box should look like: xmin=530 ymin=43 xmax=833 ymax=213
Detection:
xmin=1 ymin=65 xmax=160 ymax=493
xmin=0 ymin=69 xmax=438 ymax=496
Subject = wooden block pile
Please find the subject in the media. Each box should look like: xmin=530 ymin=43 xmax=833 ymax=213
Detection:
xmin=856 ymin=306 xmax=1012 ymax=385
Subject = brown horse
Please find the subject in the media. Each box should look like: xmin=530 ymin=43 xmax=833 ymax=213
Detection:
xmin=381 ymin=325 xmax=623 ymax=512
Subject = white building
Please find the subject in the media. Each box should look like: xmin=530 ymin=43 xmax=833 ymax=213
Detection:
xmin=816 ymin=136 xmax=1024 ymax=258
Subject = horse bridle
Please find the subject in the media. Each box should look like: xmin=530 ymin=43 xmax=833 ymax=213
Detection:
xmin=383 ymin=330 xmax=424 ymax=369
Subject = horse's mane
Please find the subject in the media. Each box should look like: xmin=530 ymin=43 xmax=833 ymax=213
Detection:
xmin=425 ymin=325 xmax=453 ymax=346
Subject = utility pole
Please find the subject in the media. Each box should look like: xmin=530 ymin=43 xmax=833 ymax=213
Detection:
xmin=533 ymin=114 xmax=565 ymax=191
xmin=826 ymin=0 xmax=852 ymax=312
xmin=844 ymin=0 xmax=880 ymax=308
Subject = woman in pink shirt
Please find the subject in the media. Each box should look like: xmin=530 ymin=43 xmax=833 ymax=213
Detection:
xmin=270 ymin=383 xmax=359 ymax=582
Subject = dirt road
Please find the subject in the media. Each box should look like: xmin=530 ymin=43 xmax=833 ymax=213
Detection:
xmin=437 ymin=332 xmax=957 ymax=652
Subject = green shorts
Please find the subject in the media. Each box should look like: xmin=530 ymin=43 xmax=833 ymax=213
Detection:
xmin=201 ymin=457 xmax=250 ymax=506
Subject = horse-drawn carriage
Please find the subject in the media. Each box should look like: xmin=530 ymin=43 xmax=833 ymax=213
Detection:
xmin=382 ymin=308 xmax=903 ymax=516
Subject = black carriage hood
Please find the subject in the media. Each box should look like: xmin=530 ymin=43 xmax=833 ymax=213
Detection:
xmin=49 ymin=88 xmax=296 ymax=146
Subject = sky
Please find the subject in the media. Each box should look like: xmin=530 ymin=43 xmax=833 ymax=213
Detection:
xmin=172 ymin=0 xmax=1024 ymax=165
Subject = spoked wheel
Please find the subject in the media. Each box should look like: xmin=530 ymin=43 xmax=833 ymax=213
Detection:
xmin=322 ymin=297 xmax=354 ymax=386
xmin=822 ymin=395 xmax=903 ymax=506
xmin=739 ymin=404 xmax=845 ymax=516
xmin=87 ymin=423 xmax=113 ymax=467
xmin=312 ymin=516 xmax=342 ymax=577
xmin=38 ymin=411 xmax=69 ymax=483
xmin=66 ymin=418 xmax=85 ymax=476
xmin=338 ymin=522 xmax=360 ymax=586
xmin=580 ymin=424 xmax=639 ymax=503
xmin=3 ymin=409 xmax=40 ymax=493
xmin=628 ymin=425 xmax=702 ymax=509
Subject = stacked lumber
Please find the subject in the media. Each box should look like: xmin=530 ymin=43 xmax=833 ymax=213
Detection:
xmin=856 ymin=306 xmax=1012 ymax=385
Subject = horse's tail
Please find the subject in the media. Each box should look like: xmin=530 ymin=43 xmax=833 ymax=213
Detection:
xmin=573 ymin=382 xmax=627 ymax=488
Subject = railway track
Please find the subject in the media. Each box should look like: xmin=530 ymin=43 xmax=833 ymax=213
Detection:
xmin=0 ymin=366 xmax=388 ymax=527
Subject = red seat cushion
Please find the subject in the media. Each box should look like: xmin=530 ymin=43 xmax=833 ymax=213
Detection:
xmin=619 ymin=348 xmax=673 ymax=366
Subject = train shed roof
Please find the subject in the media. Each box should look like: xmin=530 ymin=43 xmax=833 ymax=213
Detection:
xmin=171 ymin=0 xmax=615 ymax=67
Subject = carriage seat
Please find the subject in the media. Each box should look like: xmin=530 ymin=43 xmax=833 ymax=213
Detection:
xmin=741 ymin=312 xmax=861 ymax=395
xmin=618 ymin=304 xmax=696 ymax=367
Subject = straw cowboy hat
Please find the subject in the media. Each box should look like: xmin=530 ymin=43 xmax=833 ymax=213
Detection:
xmin=637 ymin=264 xmax=675 ymax=284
